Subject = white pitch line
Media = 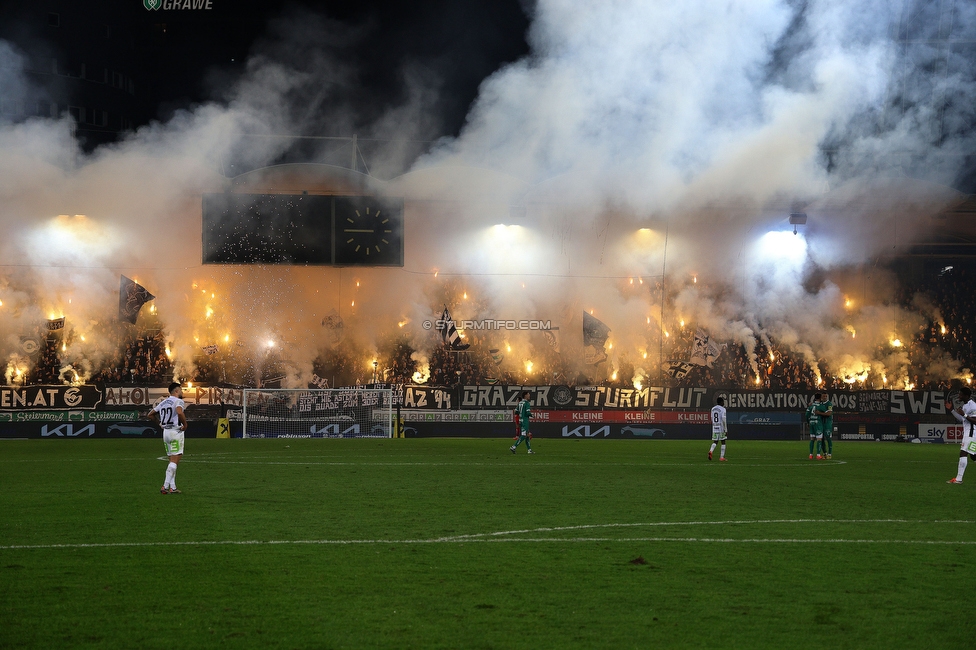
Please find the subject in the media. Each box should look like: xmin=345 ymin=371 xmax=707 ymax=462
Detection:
xmin=427 ymin=518 xmax=973 ymax=541
xmin=1 ymin=519 xmax=971 ymax=551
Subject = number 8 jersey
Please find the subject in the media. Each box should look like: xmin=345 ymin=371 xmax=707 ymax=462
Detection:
xmin=711 ymin=404 xmax=727 ymax=437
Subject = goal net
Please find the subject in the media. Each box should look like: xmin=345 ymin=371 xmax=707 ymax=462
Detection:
xmin=242 ymin=388 xmax=394 ymax=439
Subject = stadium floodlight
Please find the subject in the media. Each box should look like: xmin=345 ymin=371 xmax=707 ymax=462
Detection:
xmin=789 ymin=212 xmax=807 ymax=235
xmin=757 ymin=231 xmax=807 ymax=263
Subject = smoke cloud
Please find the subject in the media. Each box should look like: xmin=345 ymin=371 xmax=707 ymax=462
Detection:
xmin=1 ymin=1 xmax=975 ymax=390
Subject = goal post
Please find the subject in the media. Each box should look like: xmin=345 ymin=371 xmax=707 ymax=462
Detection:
xmin=242 ymin=388 xmax=394 ymax=439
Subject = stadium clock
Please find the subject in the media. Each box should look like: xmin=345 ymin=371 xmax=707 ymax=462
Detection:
xmin=334 ymin=197 xmax=404 ymax=266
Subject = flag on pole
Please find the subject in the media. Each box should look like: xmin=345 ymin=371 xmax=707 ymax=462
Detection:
xmin=582 ymin=312 xmax=609 ymax=365
xmin=489 ymin=349 xmax=504 ymax=365
xmin=690 ymin=328 xmax=709 ymax=366
xmin=119 ymin=276 xmax=155 ymax=324
xmin=543 ymin=329 xmax=560 ymax=353
xmin=202 ymin=344 xmax=218 ymax=355
xmin=690 ymin=328 xmax=726 ymax=367
xmin=582 ymin=312 xmax=610 ymax=347
xmin=706 ymin=338 xmax=726 ymax=367
xmin=440 ymin=306 xmax=470 ymax=350
xmin=47 ymin=317 xmax=65 ymax=331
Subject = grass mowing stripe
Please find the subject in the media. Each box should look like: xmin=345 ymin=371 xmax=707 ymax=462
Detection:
xmin=5 ymin=537 xmax=976 ymax=550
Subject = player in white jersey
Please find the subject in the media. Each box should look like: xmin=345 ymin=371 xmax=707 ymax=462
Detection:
xmin=708 ymin=396 xmax=728 ymax=461
xmin=150 ymin=382 xmax=187 ymax=494
xmin=946 ymin=386 xmax=976 ymax=484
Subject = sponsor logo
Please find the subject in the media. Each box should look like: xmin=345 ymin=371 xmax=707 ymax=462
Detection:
xmin=309 ymin=424 xmax=361 ymax=437
xmin=41 ymin=424 xmax=95 ymax=437
xmin=0 ymin=386 xmax=102 ymax=410
xmin=561 ymin=425 xmax=610 ymax=438
xmin=64 ymin=387 xmax=83 ymax=407
xmin=572 ymin=412 xmax=604 ymax=421
xmin=921 ymin=424 xmax=963 ymax=442
xmin=0 ymin=411 xmax=137 ymax=423
xmin=552 ymin=386 xmax=573 ymax=407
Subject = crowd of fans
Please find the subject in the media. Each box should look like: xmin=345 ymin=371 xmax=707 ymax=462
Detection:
xmin=90 ymin=334 xmax=173 ymax=384
xmin=8 ymin=264 xmax=974 ymax=390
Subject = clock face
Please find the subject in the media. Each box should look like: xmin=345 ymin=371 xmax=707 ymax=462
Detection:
xmin=334 ymin=197 xmax=403 ymax=266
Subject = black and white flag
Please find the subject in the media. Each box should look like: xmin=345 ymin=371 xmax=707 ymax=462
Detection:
xmin=440 ymin=306 xmax=470 ymax=350
xmin=666 ymin=361 xmax=695 ymax=378
xmin=310 ymin=374 xmax=330 ymax=389
xmin=119 ymin=276 xmax=155 ymax=324
xmin=582 ymin=311 xmax=610 ymax=348
xmin=690 ymin=327 xmax=725 ymax=368
xmin=543 ymin=329 xmax=560 ymax=353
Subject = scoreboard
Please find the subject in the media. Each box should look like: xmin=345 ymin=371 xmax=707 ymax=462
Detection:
xmin=202 ymin=193 xmax=404 ymax=266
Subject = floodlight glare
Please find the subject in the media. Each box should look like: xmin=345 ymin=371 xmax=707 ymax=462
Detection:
xmin=757 ymin=231 xmax=807 ymax=262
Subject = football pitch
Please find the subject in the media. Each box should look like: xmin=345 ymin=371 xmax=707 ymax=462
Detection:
xmin=1 ymin=438 xmax=973 ymax=649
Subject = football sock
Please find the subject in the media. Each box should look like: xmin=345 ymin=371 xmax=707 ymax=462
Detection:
xmin=720 ymin=443 xmax=726 ymax=459
xmin=826 ymin=438 xmax=832 ymax=454
xmin=709 ymin=442 xmax=717 ymax=454
xmin=525 ymin=438 xmax=532 ymax=451
xmin=164 ymin=462 xmax=176 ymax=489
xmin=809 ymin=439 xmax=815 ymax=456
xmin=513 ymin=437 xmax=522 ymax=448
xmin=956 ymin=456 xmax=968 ymax=481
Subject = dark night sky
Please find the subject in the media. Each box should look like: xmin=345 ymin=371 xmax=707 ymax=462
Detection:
xmin=0 ymin=0 xmax=531 ymax=139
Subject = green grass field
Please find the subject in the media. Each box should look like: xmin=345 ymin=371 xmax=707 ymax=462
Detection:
xmin=1 ymin=438 xmax=974 ymax=649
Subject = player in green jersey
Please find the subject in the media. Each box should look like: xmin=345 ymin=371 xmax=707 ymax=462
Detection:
xmin=510 ymin=391 xmax=535 ymax=454
xmin=816 ymin=396 xmax=834 ymax=459
xmin=805 ymin=393 xmax=824 ymax=459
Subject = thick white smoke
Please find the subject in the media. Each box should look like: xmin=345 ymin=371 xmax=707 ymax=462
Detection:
xmin=1 ymin=1 xmax=975 ymax=389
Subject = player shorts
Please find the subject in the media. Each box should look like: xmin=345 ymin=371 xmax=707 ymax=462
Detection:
xmin=711 ymin=430 xmax=727 ymax=442
xmin=808 ymin=426 xmax=823 ymax=440
xmin=961 ymin=435 xmax=976 ymax=456
xmin=163 ymin=429 xmax=185 ymax=456
xmin=520 ymin=425 xmax=530 ymax=436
